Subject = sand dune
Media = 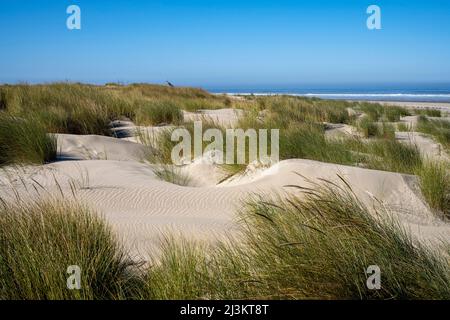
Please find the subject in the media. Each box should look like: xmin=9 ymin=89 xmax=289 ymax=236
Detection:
xmin=1 ymin=107 xmax=448 ymax=263
xmin=56 ymin=133 xmax=152 ymax=161
xmin=183 ymin=108 xmax=243 ymax=127
xmin=396 ymin=131 xmax=450 ymax=161
xmin=1 ymin=157 xmax=448 ymax=262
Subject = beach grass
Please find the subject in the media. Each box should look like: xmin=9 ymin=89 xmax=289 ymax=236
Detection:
xmin=397 ymin=121 xmax=412 ymax=132
xmin=357 ymin=102 xmax=410 ymax=122
xmin=151 ymin=165 xmax=194 ymax=187
xmin=256 ymin=95 xmax=354 ymax=124
xmin=417 ymin=116 xmax=450 ymax=149
xmin=134 ymin=99 xmax=183 ymax=125
xmin=416 ymin=161 xmax=450 ymax=218
xmin=0 ymin=199 xmax=138 ymax=299
xmin=279 ymin=123 xmax=356 ymax=165
xmin=141 ymin=179 xmax=450 ymax=299
xmin=413 ymin=109 xmax=442 ymax=117
xmin=364 ymin=139 xmax=422 ymax=174
xmin=0 ymin=83 xmax=230 ymax=135
xmin=1 ymin=180 xmax=449 ymax=299
xmin=357 ymin=116 xmax=381 ymax=138
xmin=0 ymin=82 xmax=449 ymax=300
xmin=0 ymin=113 xmax=57 ymax=166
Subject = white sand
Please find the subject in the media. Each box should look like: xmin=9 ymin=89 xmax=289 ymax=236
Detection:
xmin=56 ymin=134 xmax=152 ymax=161
xmin=183 ymin=108 xmax=243 ymax=127
xmin=396 ymin=131 xmax=450 ymax=162
xmin=1 ymin=157 xmax=448 ymax=262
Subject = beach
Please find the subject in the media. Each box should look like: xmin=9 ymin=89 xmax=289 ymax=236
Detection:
xmin=1 ymin=83 xmax=449 ymax=299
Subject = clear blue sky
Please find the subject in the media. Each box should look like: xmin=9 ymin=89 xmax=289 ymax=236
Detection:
xmin=0 ymin=0 xmax=449 ymax=87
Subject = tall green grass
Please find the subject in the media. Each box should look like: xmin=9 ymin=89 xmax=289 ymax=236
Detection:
xmin=397 ymin=121 xmax=412 ymax=132
xmin=134 ymin=99 xmax=183 ymax=125
xmin=151 ymin=165 xmax=195 ymax=186
xmin=141 ymin=180 xmax=450 ymax=299
xmin=416 ymin=161 xmax=450 ymax=218
xmin=413 ymin=109 xmax=442 ymax=117
xmin=1 ymin=181 xmax=449 ymax=299
xmin=256 ymin=95 xmax=354 ymax=125
xmin=0 ymin=114 xmax=57 ymax=166
xmin=279 ymin=123 xmax=356 ymax=165
xmin=364 ymin=139 xmax=422 ymax=174
xmin=357 ymin=116 xmax=380 ymax=138
xmin=417 ymin=116 xmax=450 ymax=149
xmin=358 ymin=102 xmax=410 ymax=122
xmin=356 ymin=117 xmax=395 ymax=139
xmin=0 ymin=83 xmax=218 ymax=135
xmin=0 ymin=199 xmax=138 ymax=299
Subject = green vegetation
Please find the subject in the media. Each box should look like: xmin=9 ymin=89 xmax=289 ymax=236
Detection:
xmin=0 ymin=199 xmax=137 ymax=299
xmin=219 ymin=180 xmax=450 ymax=299
xmin=358 ymin=102 xmax=410 ymax=122
xmin=358 ymin=116 xmax=380 ymax=137
xmin=0 ymin=83 xmax=449 ymax=299
xmin=416 ymin=161 xmax=450 ymax=218
xmin=363 ymin=139 xmax=422 ymax=174
xmin=0 ymin=83 xmax=125 ymax=135
xmin=0 ymin=113 xmax=57 ymax=166
xmin=0 ymin=83 xmax=230 ymax=135
xmin=413 ymin=109 xmax=442 ymax=117
xmin=397 ymin=121 xmax=411 ymax=132
xmin=151 ymin=165 xmax=194 ymax=187
xmin=279 ymin=123 xmax=356 ymax=165
xmin=2 ymin=182 xmax=449 ymax=299
xmin=356 ymin=117 xmax=396 ymax=139
xmin=417 ymin=116 xmax=450 ymax=149
xmin=134 ymin=99 xmax=183 ymax=125
xmin=255 ymin=95 xmax=354 ymax=124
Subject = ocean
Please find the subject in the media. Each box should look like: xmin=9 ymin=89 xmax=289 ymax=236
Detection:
xmin=208 ymin=84 xmax=450 ymax=103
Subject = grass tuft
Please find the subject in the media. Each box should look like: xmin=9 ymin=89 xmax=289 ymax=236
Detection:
xmin=0 ymin=113 xmax=57 ymax=166
xmin=416 ymin=161 xmax=450 ymax=218
xmin=417 ymin=116 xmax=450 ymax=149
xmin=0 ymin=199 xmax=138 ymax=299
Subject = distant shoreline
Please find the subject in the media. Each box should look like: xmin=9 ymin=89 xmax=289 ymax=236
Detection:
xmin=216 ymin=91 xmax=450 ymax=103
xmin=367 ymin=100 xmax=450 ymax=111
xmin=217 ymin=92 xmax=450 ymax=110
